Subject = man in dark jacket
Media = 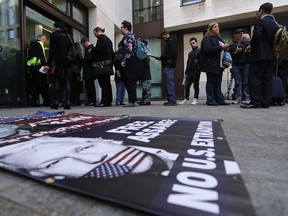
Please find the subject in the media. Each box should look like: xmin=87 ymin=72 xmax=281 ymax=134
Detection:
xmin=156 ymin=31 xmax=177 ymax=106
xmin=179 ymin=37 xmax=201 ymax=105
xmin=241 ymin=2 xmax=279 ymax=108
xmin=80 ymin=38 xmax=96 ymax=106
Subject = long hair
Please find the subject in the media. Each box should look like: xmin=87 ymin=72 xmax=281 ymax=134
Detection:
xmin=205 ymin=22 xmax=218 ymax=36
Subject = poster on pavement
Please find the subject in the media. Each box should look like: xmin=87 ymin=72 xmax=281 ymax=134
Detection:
xmin=0 ymin=112 xmax=256 ymax=216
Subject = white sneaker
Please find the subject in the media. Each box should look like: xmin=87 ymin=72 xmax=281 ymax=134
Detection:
xmin=191 ymin=98 xmax=198 ymax=105
xmin=179 ymin=99 xmax=188 ymax=105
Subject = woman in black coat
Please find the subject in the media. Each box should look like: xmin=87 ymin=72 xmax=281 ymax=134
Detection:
xmin=90 ymin=27 xmax=114 ymax=107
xmin=46 ymin=21 xmax=72 ymax=109
xmin=200 ymin=22 xmax=230 ymax=106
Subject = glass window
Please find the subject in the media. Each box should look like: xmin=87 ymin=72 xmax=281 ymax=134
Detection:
xmin=72 ymin=2 xmax=87 ymax=26
xmin=46 ymin=0 xmax=67 ymax=13
xmin=0 ymin=0 xmax=24 ymax=103
xmin=182 ymin=0 xmax=205 ymax=6
xmin=133 ymin=0 xmax=161 ymax=24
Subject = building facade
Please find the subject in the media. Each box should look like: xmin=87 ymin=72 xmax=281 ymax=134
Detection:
xmin=133 ymin=0 xmax=288 ymax=99
xmin=0 ymin=0 xmax=132 ymax=107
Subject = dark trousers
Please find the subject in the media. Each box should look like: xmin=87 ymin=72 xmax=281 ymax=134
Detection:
xmin=206 ymin=71 xmax=225 ymax=104
xmin=30 ymin=70 xmax=50 ymax=106
xmin=249 ymin=60 xmax=273 ymax=106
xmin=50 ymin=66 xmax=72 ymax=104
xmin=85 ymin=79 xmax=96 ymax=104
xmin=184 ymin=71 xmax=200 ymax=100
xmin=98 ymin=75 xmax=112 ymax=105
xmin=121 ymin=56 xmax=139 ymax=103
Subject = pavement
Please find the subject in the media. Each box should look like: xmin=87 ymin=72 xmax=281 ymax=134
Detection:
xmin=0 ymin=100 xmax=287 ymax=216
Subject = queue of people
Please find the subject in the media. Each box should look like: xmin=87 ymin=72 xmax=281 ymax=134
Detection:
xmin=26 ymin=2 xmax=287 ymax=109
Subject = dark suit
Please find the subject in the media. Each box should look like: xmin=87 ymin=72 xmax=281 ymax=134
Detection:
xmin=249 ymin=15 xmax=279 ymax=107
xmin=47 ymin=29 xmax=72 ymax=105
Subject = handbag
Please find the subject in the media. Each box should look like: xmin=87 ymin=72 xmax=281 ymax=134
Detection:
xmin=67 ymin=34 xmax=83 ymax=63
xmin=92 ymin=60 xmax=114 ymax=78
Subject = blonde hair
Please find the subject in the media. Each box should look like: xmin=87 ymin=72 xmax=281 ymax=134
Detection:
xmin=205 ymin=22 xmax=218 ymax=36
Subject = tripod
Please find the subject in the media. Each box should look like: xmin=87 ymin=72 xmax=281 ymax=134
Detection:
xmin=224 ymin=68 xmax=234 ymax=100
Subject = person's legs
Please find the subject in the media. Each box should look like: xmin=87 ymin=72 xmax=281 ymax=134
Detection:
xmin=98 ymin=75 xmax=112 ymax=106
xmin=242 ymin=64 xmax=250 ymax=103
xmin=121 ymin=57 xmax=138 ymax=105
xmin=193 ymin=70 xmax=201 ymax=99
xmin=85 ymin=79 xmax=96 ymax=105
xmin=164 ymin=67 xmax=176 ymax=103
xmin=249 ymin=62 xmax=264 ymax=106
xmin=141 ymin=80 xmax=151 ymax=102
xmin=205 ymin=73 xmax=217 ymax=105
xmin=215 ymin=71 xmax=227 ymax=104
xmin=184 ymin=74 xmax=193 ymax=100
xmin=231 ymin=65 xmax=242 ymax=103
xmin=262 ymin=61 xmax=273 ymax=107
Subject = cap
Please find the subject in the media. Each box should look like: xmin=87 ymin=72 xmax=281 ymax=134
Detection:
xmin=233 ymin=28 xmax=244 ymax=34
xmin=158 ymin=30 xmax=169 ymax=39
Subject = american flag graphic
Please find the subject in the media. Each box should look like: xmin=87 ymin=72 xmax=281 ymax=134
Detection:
xmin=84 ymin=147 xmax=147 ymax=179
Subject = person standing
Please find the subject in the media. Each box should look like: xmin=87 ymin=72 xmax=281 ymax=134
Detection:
xmin=80 ymin=38 xmax=96 ymax=106
xmin=26 ymin=34 xmax=50 ymax=107
xmin=229 ymin=29 xmax=250 ymax=105
xmin=45 ymin=21 xmax=72 ymax=110
xmin=115 ymin=20 xmax=139 ymax=107
xmin=179 ymin=37 xmax=201 ymax=105
xmin=241 ymin=2 xmax=279 ymax=109
xmin=90 ymin=27 xmax=113 ymax=107
xmin=199 ymin=22 xmax=230 ymax=106
xmin=137 ymin=40 xmax=152 ymax=106
xmin=156 ymin=31 xmax=177 ymax=106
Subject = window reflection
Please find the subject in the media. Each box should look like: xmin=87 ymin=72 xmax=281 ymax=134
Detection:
xmin=133 ymin=0 xmax=161 ymax=24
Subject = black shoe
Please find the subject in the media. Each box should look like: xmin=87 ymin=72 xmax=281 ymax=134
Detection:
xmin=240 ymin=104 xmax=261 ymax=109
xmin=218 ymin=102 xmax=230 ymax=105
xmin=163 ymin=101 xmax=177 ymax=106
xmin=261 ymin=105 xmax=270 ymax=108
xmin=206 ymin=102 xmax=218 ymax=106
xmin=139 ymin=101 xmax=151 ymax=105
xmin=50 ymin=102 xmax=59 ymax=109
xmin=63 ymin=102 xmax=71 ymax=110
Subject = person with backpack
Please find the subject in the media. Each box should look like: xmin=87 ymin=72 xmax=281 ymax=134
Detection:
xmin=115 ymin=20 xmax=139 ymax=107
xmin=26 ymin=34 xmax=50 ymax=107
xmin=241 ymin=2 xmax=279 ymax=109
xmin=137 ymin=40 xmax=152 ymax=105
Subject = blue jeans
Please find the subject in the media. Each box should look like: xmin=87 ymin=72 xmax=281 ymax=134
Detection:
xmin=232 ymin=64 xmax=250 ymax=102
xmin=115 ymin=80 xmax=125 ymax=104
xmin=164 ymin=67 xmax=176 ymax=103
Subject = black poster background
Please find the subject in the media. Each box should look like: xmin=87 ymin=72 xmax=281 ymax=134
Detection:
xmin=0 ymin=113 xmax=256 ymax=216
